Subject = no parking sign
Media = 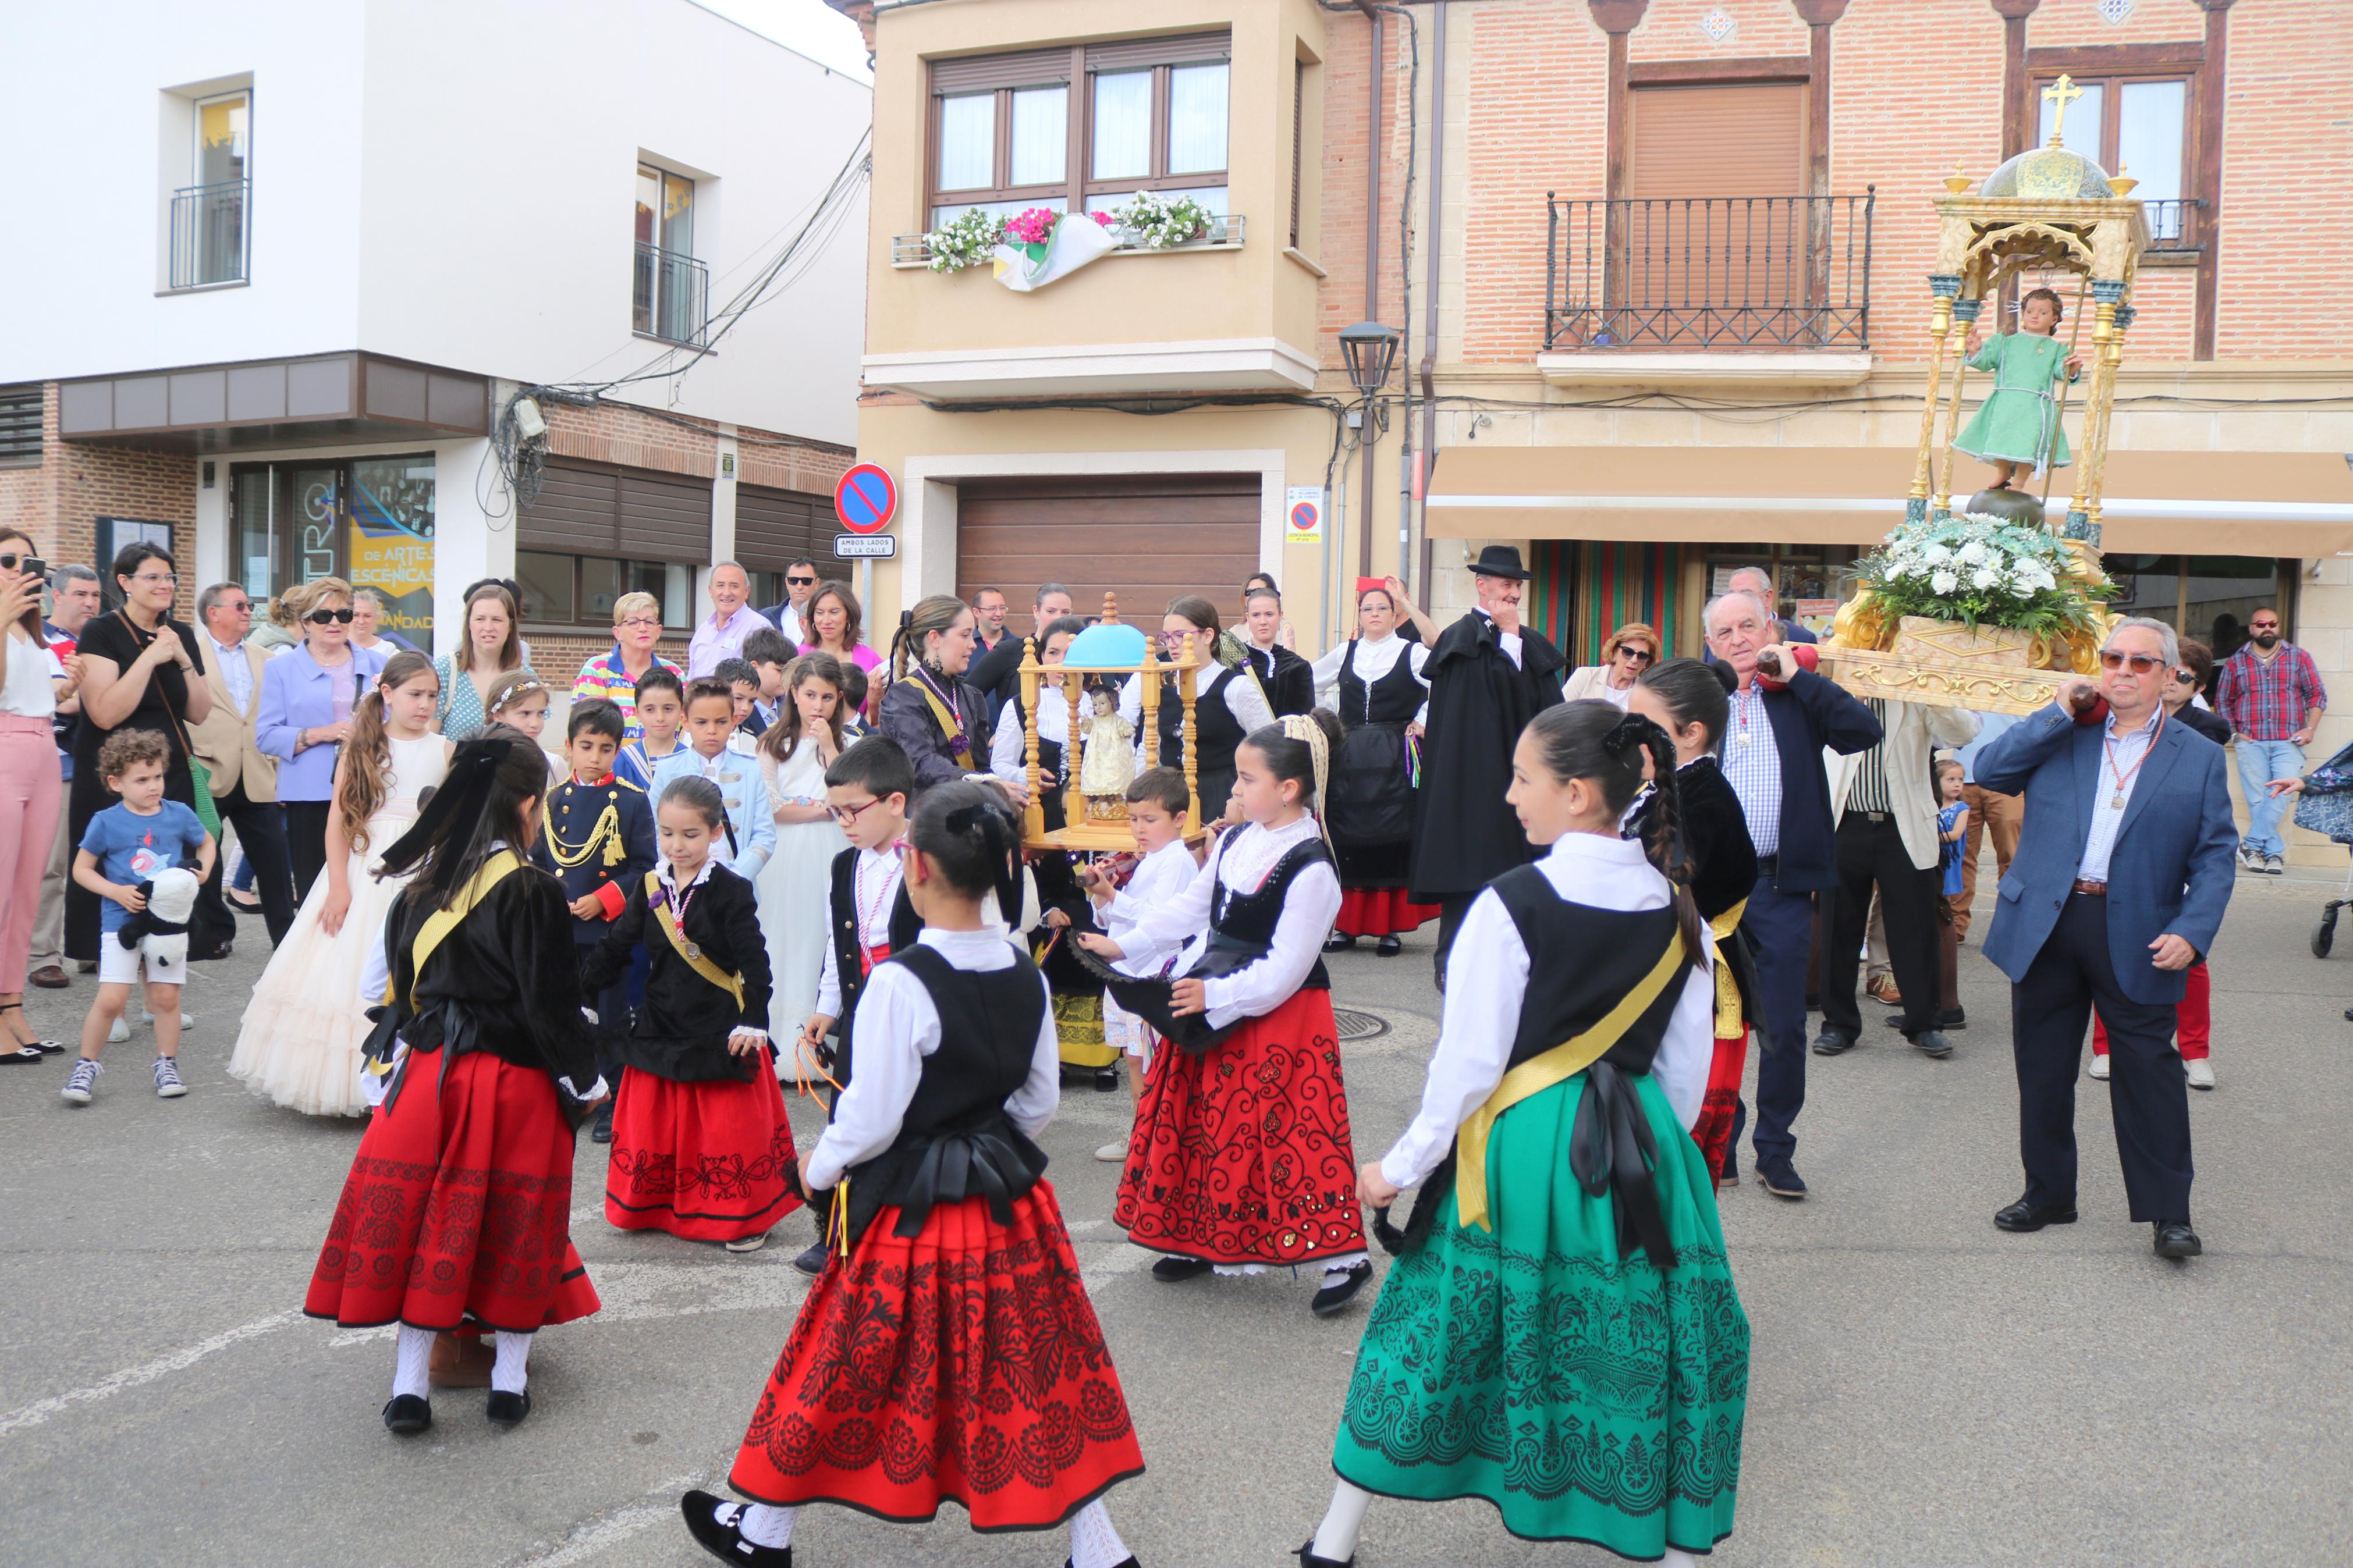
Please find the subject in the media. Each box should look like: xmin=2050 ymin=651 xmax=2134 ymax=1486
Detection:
xmin=1285 ymin=485 xmax=1324 ymax=545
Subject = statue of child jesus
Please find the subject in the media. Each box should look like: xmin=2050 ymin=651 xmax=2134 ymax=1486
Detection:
xmin=1956 ymin=286 xmax=2086 ymax=489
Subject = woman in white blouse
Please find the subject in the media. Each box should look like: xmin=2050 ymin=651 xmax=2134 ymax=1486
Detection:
xmin=1560 ymin=620 xmax=1660 ymax=708
xmin=0 ymin=530 xmax=67 ymax=1061
xmin=1311 ymin=582 xmax=1438 ymax=957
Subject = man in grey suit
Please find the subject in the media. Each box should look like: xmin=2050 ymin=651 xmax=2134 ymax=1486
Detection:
xmin=1975 ymin=616 xmax=2237 ymax=1260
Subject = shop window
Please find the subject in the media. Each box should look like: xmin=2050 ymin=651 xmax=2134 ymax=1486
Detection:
xmin=229 ymin=452 xmax=438 ymax=648
xmin=2100 ymin=553 xmax=2291 ymax=660
xmin=518 ymin=551 xmax=693 ymax=631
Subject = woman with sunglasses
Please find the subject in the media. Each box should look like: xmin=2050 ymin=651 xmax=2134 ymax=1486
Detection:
xmin=1563 ymin=621 xmax=1661 ymax=708
xmin=257 ymin=577 xmax=386 ymax=902
xmin=65 ymin=542 xmax=215 ymax=970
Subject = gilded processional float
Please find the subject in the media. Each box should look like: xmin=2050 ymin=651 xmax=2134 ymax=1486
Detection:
xmin=1817 ymin=76 xmax=2146 ymax=714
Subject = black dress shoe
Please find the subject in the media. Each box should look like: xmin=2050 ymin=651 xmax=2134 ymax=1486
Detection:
xmin=382 ymin=1393 xmax=432 ymax=1435
xmin=226 ymin=890 xmax=262 ymax=916
xmin=590 ymin=1102 xmax=615 ymax=1144
xmin=2153 ymin=1222 xmax=2203 ymax=1259
xmin=792 ymin=1240 xmax=829 ymax=1277
xmin=1151 ymin=1255 xmax=1214 ymax=1283
xmin=1755 ymin=1158 xmax=1807 ymax=1199
xmin=1993 ymin=1199 xmax=2078 ymax=1232
xmin=1375 ymin=935 xmax=1402 ymax=957
xmin=1065 ymin=1558 xmax=1140 ymax=1568
xmin=1811 ymin=1027 xmax=1856 ymax=1056
xmin=1311 ymin=1258 xmax=1374 ymax=1317
xmin=1910 ymin=1029 xmax=1955 ymax=1058
xmin=1297 ymin=1541 xmax=1356 ymax=1568
xmin=1323 ymin=931 xmax=1356 ymax=954
xmin=1885 ymin=1008 xmax=1964 ymax=1030
xmin=192 ymin=941 xmax=233 ymax=962
xmin=681 ymin=1489 xmax=793 ymax=1567
xmin=486 ymin=1388 xmax=531 ymax=1427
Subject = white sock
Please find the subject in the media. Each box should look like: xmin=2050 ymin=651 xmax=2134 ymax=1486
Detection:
xmin=1321 ymin=1250 xmax=1369 ymax=1285
xmin=1661 ymin=1550 xmax=1699 ymax=1568
xmin=491 ymin=1330 xmax=533 ymax=1394
xmin=1067 ymin=1498 xmax=1130 ymax=1568
xmin=1311 ymin=1479 xmax=1372 ymax=1562
xmin=737 ymin=1502 xmax=797 ymax=1549
xmin=392 ymin=1325 xmax=434 ymax=1402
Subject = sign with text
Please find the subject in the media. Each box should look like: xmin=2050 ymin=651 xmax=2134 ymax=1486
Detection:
xmin=834 ymin=533 xmax=897 ymax=559
xmin=1284 ymin=485 xmax=1324 ymax=546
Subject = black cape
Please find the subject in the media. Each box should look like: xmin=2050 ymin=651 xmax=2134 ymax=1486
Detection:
xmin=1408 ymin=610 xmax=1566 ymax=900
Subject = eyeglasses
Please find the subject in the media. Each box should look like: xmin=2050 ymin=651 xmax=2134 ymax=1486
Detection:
xmin=1614 ymin=646 xmax=1655 ymax=663
xmin=826 ymin=797 xmax=891 ymax=826
xmin=2171 ymin=668 xmax=2197 ymax=684
xmin=219 ymin=601 xmax=253 ymax=615
xmin=786 ymin=575 xmax=817 ymax=588
xmin=616 ymin=615 xmax=662 ymax=630
xmin=2099 ymin=650 xmax=2164 ymax=673
xmin=129 ymin=572 xmax=178 ymax=586
xmin=2251 ymin=621 xmax=2280 ymax=632
xmin=306 ymin=607 xmax=356 ymax=625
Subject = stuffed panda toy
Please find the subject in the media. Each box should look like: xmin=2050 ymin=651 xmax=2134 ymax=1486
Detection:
xmin=115 ymin=866 xmax=202 ymax=972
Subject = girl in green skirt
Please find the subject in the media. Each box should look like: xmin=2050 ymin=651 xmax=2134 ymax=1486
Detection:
xmin=1303 ymin=702 xmax=1748 ymax=1565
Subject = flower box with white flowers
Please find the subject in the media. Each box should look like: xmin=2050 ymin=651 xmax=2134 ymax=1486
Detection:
xmin=1816 ymin=514 xmax=2121 ymax=714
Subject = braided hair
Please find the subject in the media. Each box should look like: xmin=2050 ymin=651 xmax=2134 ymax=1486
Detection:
xmin=907 ymin=778 xmax=1021 ymax=901
xmin=1635 ymin=655 xmax=1733 ymax=754
xmin=1523 ymin=702 xmax=1706 ymax=972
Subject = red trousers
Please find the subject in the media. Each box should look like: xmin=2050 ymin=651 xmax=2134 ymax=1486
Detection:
xmin=2090 ymin=959 xmax=2209 ymax=1062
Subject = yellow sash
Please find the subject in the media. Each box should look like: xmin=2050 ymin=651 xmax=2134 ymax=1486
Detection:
xmin=911 ymin=674 xmax=976 ymax=769
xmin=1709 ymin=897 xmax=1749 ymax=1039
xmin=645 ymin=870 xmax=746 ymax=1009
xmin=1453 ymin=933 xmax=1688 ymax=1233
xmin=404 ymin=851 xmax=523 ymax=1006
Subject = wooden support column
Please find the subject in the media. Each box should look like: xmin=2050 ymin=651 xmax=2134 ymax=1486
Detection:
xmin=2192 ymin=0 xmax=2234 ymax=361
xmin=1791 ymin=1 xmax=1850 ymax=313
xmin=1591 ymin=0 xmax=1650 ymax=318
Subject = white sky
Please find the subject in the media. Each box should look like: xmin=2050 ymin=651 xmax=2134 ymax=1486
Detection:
xmin=693 ymin=0 xmax=874 ymax=83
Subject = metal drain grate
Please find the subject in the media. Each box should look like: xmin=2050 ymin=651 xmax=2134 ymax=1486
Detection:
xmin=1332 ymin=1008 xmax=1391 ymax=1043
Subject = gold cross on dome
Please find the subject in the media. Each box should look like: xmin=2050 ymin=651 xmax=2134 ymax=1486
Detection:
xmin=2043 ymin=74 xmax=2085 ymax=146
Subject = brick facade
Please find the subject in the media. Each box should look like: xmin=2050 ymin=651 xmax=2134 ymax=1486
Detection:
xmin=0 ymin=383 xmax=198 ymax=621
xmin=545 ymin=399 xmax=853 ymax=495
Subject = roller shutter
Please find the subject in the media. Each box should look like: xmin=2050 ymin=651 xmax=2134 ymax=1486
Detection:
xmin=954 ymin=474 xmax=1261 ymax=628
xmin=736 ymin=483 xmax=829 ymax=574
xmin=519 ymin=458 xmax=711 ymax=563
xmin=1627 ymin=83 xmax=1806 ymax=197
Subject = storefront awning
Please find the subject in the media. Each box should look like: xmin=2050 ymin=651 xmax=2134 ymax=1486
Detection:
xmin=1425 ymin=446 xmax=2353 ymax=557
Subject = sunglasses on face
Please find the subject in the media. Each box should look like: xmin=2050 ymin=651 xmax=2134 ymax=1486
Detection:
xmin=306 ymin=607 xmax=356 ymax=625
xmin=2100 ymin=650 xmax=2164 ymax=673
xmin=0 ymin=552 xmax=45 ymax=577
xmin=1615 ymin=646 xmax=1654 ymax=663
xmin=2171 ymin=668 xmax=2197 ymax=684
xmin=2252 ymin=623 xmax=2280 ymax=632
xmin=787 ymin=576 xmax=817 ymax=587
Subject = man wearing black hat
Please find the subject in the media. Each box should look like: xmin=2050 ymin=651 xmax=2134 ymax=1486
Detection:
xmin=1408 ymin=546 xmax=1566 ymax=984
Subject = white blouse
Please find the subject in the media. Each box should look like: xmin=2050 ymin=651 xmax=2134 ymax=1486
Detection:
xmin=805 ymin=926 xmax=1061 ymax=1190
xmin=1116 ymin=814 xmax=1341 ymax=1029
xmin=813 ymin=840 xmax=906 ymax=1020
xmin=1379 ymin=833 xmax=1716 ymax=1190
xmin=1101 ymin=837 xmax=1201 ymax=977
xmin=0 ymin=628 xmax=59 ymax=719
xmin=1119 ymin=663 xmax=1279 ymax=758
xmin=989 ymin=689 xmax=1073 ymax=784
xmin=1309 ymin=632 xmax=1431 ymax=725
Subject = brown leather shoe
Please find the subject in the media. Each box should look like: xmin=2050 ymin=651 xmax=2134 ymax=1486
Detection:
xmin=430 ymin=1331 xmax=495 ymax=1388
xmin=1866 ymin=974 xmax=1903 ymax=1007
xmin=28 ymin=966 xmax=68 ymax=990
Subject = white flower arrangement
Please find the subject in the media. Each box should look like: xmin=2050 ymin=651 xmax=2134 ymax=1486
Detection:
xmin=923 ymin=208 xmax=1006 ymax=272
xmin=1855 ymin=513 xmax=2107 ymax=637
xmin=1108 ymin=191 xmax=1214 ymax=249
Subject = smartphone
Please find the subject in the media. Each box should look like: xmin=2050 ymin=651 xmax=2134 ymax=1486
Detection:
xmin=0 ymin=554 xmax=44 ymax=580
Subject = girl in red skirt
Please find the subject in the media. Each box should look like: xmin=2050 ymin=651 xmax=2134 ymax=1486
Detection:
xmin=1079 ymin=710 xmax=1372 ymax=1316
xmin=305 ymin=728 xmax=607 ymax=1435
xmin=683 ymin=780 xmax=1144 ymax=1568
xmin=584 ymin=774 xmax=799 ymax=1251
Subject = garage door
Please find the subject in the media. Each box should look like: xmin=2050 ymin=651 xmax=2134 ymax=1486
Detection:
xmin=955 ymin=474 xmax=1262 ymax=628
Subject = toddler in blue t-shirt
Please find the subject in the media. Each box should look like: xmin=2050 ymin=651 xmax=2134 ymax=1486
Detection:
xmin=65 ymin=730 xmax=215 ymax=1106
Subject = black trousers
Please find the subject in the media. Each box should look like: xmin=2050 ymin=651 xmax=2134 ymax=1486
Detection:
xmin=194 ymin=783 xmax=296 ymax=950
xmin=283 ymin=800 xmax=333 ymax=904
xmin=1818 ymin=813 xmax=1945 ymax=1038
xmin=2011 ymin=892 xmax=2194 ymax=1224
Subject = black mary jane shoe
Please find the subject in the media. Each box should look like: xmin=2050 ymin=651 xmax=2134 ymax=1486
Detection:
xmin=1151 ymin=1255 xmax=1214 ymax=1283
xmin=1297 ymin=1542 xmax=1356 ymax=1568
xmin=1322 ymin=931 xmax=1357 ymax=954
xmin=1993 ymin=1199 xmax=2078 ymax=1233
xmin=590 ymin=1103 xmax=615 ymax=1144
xmin=0 ymin=1046 xmax=47 ymax=1065
xmin=681 ymin=1490 xmax=793 ymax=1567
xmin=382 ymin=1394 xmax=432 ymax=1435
xmin=1375 ymin=935 xmax=1403 ymax=957
xmin=486 ymin=1389 xmax=531 ymax=1428
xmin=1311 ymin=1259 xmax=1375 ymax=1317
xmin=1065 ymin=1558 xmax=1140 ymax=1568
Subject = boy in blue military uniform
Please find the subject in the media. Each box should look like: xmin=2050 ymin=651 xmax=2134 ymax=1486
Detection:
xmin=534 ymin=698 xmax=656 ymax=1143
xmin=648 ymin=679 xmax=776 ymax=881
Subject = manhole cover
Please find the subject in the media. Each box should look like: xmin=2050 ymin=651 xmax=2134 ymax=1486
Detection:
xmin=1333 ymin=1008 xmax=1390 ymax=1043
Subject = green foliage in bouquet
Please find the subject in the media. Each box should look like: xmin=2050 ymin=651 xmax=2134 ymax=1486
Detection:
xmin=1851 ymin=514 xmax=2116 ymax=638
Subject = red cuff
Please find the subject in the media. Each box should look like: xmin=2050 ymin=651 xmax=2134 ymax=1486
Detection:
xmin=594 ymin=880 xmax=627 ymax=920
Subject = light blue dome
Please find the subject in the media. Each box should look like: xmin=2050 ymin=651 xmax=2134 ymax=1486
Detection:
xmin=1062 ymin=623 xmax=1148 ymax=669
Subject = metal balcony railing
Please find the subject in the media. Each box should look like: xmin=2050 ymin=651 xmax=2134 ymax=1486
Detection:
xmin=890 ymin=212 xmax=1247 ymax=267
xmin=1545 ymin=191 xmax=1875 ymax=351
xmin=169 ymin=179 xmax=249 ymax=289
xmin=2142 ymin=197 xmax=2204 ymax=254
xmin=634 ymin=242 xmax=709 ymax=344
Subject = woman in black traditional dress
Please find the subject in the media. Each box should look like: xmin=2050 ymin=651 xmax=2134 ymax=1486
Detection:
xmin=876 ymin=593 xmax=1016 ymax=806
xmin=1311 ymin=581 xmax=1436 ymax=955
xmin=1129 ymin=593 xmax=1275 ymax=827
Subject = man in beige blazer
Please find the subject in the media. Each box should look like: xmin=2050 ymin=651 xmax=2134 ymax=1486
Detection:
xmin=189 ymin=582 xmax=296 ymax=954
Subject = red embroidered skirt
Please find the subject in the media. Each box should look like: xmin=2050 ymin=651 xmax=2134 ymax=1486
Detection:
xmin=605 ymin=1062 xmax=803 ymax=1242
xmin=1114 ymin=987 xmax=1365 ymax=1264
xmin=728 ymin=1186 xmax=1143 ymax=1530
xmin=1335 ymin=886 xmax=1439 ymax=938
xmin=1690 ymin=1029 xmax=1748 ymax=1178
xmin=305 ymin=1050 xmax=599 ymax=1333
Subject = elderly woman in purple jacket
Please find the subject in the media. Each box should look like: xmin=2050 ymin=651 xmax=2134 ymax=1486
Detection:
xmin=257 ymin=578 xmax=386 ymax=901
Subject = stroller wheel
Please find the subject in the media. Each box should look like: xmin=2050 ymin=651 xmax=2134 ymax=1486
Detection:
xmin=2315 ymin=904 xmax=2340 ymax=959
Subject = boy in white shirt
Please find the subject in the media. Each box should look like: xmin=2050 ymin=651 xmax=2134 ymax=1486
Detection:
xmin=648 ymin=678 xmax=775 ymax=880
xmin=1081 ymin=766 xmax=1199 ymax=1160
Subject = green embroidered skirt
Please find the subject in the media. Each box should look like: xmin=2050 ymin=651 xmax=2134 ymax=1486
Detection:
xmin=1333 ymin=1069 xmax=1747 ymax=1558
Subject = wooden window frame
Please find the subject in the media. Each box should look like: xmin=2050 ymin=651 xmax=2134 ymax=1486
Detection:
xmin=1290 ymin=59 xmax=1305 ymax=249
xmin=2025 ymin=50 xmax=2204 ymax=269
xmin=925 ymin=32 xmax=1231 ymax=225
xmin=516 ymin=549 xmax=694 ymax=634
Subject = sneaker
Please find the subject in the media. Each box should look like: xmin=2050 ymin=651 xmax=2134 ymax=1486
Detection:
xmin=2089 ymin=1053 xmax=2111 ymax=1080
xmin=2186 ymin=1058 xmax=2216 ymax=1090
xmin=61 ymin=1058 xmax=102 ymax=1104
xmin=1094 ymin=1140 xmax=1128 ymax=1162
xmin=140 ymin=1011 xmax=194 ymax=1029
xmin=2237 ymin=844 xmax=2259 ymax=870
xmin=723 ymin=1230 xmax=769 ymax=1253
xmin=2266 ymin=854 xmax=2285 ymax=876
xmin=107 ymin=1016 xmax=129 ymax=1044
xmin=152 ymin=1056 xmax=187 ymax=1098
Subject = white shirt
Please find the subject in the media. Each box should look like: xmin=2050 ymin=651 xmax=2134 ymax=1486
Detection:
xmin=207 ymin=632 xmax=254 ymax=712
xmin=2077 ymin=707 xmax=2164 ymax=884
xmin=1382 ymin=834 xmax=1716 ymax=1190
xmin=1719 ymin=680 xmax=1784 ymax=859
xmin=1116 ymin=815 xmax=1341 ymax=1030
xmin=1119 ymin=663 xmax=1280 ymax=762
xmin=0 ymin=629 xmax=58 ymax=719
xmin=805 ymin=926 xmax=1061 ymax=1190
xmin=814 ymin=840 xmax=907 ymax=1019
xmin=1475 ymin=609 xmax=1524 ymax=671
xmin=1310 ymin=632 xmax=1431 ymax=726
xmin=989 ymin=690 xmax=1073 ymax=785
xmin=1102 ymin=837 xmax=1201 ymax=976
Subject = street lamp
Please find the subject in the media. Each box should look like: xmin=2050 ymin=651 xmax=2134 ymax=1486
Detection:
xmin=1338 ymin=319 xmax=1401 ymax=396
